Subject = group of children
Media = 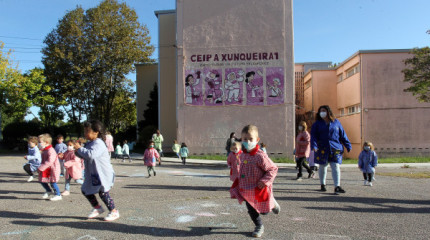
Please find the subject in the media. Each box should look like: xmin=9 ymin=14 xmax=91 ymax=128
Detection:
xmin=114 ymin=140 xmax=132 ymax=162
xmin=22 ymin=121 xmax=119 ymax=221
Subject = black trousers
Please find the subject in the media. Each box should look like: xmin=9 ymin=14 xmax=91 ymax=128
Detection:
xmin=363 ymin=173 xmax=374 ymax=182
xmin=297 ymin=157 xmax=312 ymax=177
xmin=23 ymin=164 xmax=33 ymax=176
xmin=181 ymin=157 xmax=186 ymax=164
xmin=246 ymin=201 xmax=262 ymax=227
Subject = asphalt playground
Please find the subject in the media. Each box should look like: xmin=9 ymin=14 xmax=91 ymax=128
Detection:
xmin=1 ymin=154 xmax=430 ymax=239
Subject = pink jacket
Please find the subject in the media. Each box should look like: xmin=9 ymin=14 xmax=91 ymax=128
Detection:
xmin=143 ymin=148 xmax=160 ymax=167
xmin=296 ymin=131 xmax=310 ymax=158
xmin=63 ymin=150 xmax=83 ymax=180
xmin=105 ymin=134 xmax=114 ymax=152
xmin=38 ymin=145 xmax=61 ymax=183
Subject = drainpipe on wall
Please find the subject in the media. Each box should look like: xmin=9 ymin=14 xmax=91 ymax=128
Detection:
xmin=359 ymin=54 xmax=364 ymax=147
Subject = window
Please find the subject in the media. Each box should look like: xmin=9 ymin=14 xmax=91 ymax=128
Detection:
xmin=337 ymin=74 xmax=344 ymax=82
xmin=346 ymin=64 xmax=360 ymax=78
xmin=347 ymin=104 xmax=361 ymax=114
xmin=339 ymin=108 xmax=345 ymax=116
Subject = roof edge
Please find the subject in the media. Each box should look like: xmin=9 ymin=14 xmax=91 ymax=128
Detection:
xmin=155 ymin=9 xmax=176 ymax=18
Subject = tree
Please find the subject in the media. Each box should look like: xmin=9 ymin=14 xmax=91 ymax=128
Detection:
xmin=108 ymin=79 xmax=137 ymax=133
xmin=403 ymin=32 xmax=430 ymax=102
xmin=141 ymin=82 xmax=158 ymax=127
xmin=42 ymin=0 xmax=154 ymax=129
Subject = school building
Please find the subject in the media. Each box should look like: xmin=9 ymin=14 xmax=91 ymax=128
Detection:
xmin=303 ymin=50 xmax=430 ymax=158
xmin=136 ymin=0 xmax=296 ymax=156
xmin=136 ymin=1 xmax=430 ymax=158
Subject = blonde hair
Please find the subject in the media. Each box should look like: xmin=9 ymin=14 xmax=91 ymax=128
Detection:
xmin=241 ymin=124 xmax=259 ymax=137
xmin=38 ymin=134 xmax=52 ymax=145
xmin=230 ymin=141 xmax=242 ymax=151
xmin=298 ymin=121 xmax=307 ymax=131
xmin=28 ymin=136 xmax=38 ymax=144
xmin=363 ymin=141 xmax=374 ymax=151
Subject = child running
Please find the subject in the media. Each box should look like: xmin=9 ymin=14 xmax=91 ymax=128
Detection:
xmin=358 ymin=141 xmax=378 ymax=187
xmin=74 ymin=120 xmax=119 ymax=221
xmin=54 ymin=134 xmax=67 ymax=177
xmin=59 ymin=140 xmax=83 ymax=196
xmin=179 ymin=142 xmax=189 ymax=165
xmin=23 ymin=136 xmax=41 ymax=182
xmin=230 ymin=125 xmax=280 ymax=238
xmin=114 ymin=142 xmax=122 ymax=160
xmin=37 ymin=134 xmax=62 ymax=201
xmin=122 ymin=140 xmax=131 ymax=163
xmin=143 ymin=140 xmax=160 ymax=177
xmin=172 ymin=140 xmax=181 ymax=158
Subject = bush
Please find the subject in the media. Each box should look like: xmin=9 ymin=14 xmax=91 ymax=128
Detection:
xmin=2 ymin=121 xmax=42 ymax=150
xmin=137 ymin=124 xmax=157 ymax=149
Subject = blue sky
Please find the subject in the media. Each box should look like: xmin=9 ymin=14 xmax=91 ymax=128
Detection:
xmin=0 ymin=0 xmax=429 ymax=119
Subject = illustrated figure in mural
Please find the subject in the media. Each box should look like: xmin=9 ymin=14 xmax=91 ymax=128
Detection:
xmin=245 ymin=70 xmax=263 ymax=98
xmin=267 ymin=78 xmax=282 ymax=97
xmin=185 ymin=71 xmax=201 ymax=104
xmin=205 ymin=70 xmax=223 ymax=104
xmin=225 ymin=70 xmax=244 ymax=102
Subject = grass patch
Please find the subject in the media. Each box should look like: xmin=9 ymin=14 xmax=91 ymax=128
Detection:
xmin=377 ymin=172 xmax=430 ymax=179
xmin=188 ymin=155 xmax=430 ymax=164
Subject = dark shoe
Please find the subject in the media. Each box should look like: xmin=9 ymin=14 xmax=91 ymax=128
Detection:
xmin=158 ymin=162 xmax=161 ymax=166
xmin=308 ymin=172 xmax=315 ymax=178
xmin=154 ymin=172 xmax=156 ymax=176
xmin=252 ymin=225 xmax=264 ymax=238
xmin=335 ymin=186 xmax=346 ymax=194
xmin=272 ymin=200 xmax=280 ymax=214
xmin=320 ymin=185 xmax=327 ymax=191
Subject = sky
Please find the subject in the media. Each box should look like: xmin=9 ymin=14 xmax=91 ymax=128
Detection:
xmin=0 ymin=0 xmax=429 ymax=119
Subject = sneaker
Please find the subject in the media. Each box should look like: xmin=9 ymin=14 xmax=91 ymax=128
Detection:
xmin=335 ymin=186 xmax=346 ymax=194
xmin=368 ymin=182 xmax=373 ymax=187
xmin=88 ymin=207 xmax=105 ymax=219
xmin=252 ymin=225 xmax=264 ymax=238
xmin=320 ymin=185 xmax=327 ymax=192
xmin=104 ymin=210 xmax=120 ymax=221
xmin=50 ymin=195 xmax=62 ymax=201
xmin=308 ymin=172 xmax=315 ymax=178
xmin=154 ymin=172 xmax=156 ymax=176
xmin=27 ymin=176 xmax=34 ymax=182
xmin=42 ymin=192 xmax=50 ymax=199
xmin=296 ymin=177 xmax=302 ymax=181
xmin=61 ymin=191 xmax=70 ymax=196
xmin=272 ymin=200 xmax=281 ymax=214
xmin=363 ymin=180 xmax=368 ymax=186
xmin=60 ymin=174 xmax=64 ymax=177
xmin=158 ymin=162 xmax=161 ymax=166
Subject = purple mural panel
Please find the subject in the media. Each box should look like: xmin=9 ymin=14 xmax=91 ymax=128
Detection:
xmin=224 ymin=68 xmax=245 ymax=105
xmin=266 ymin=67 xmax=284 ymax=105
xmin=203 ymin=68 xmax=223 ymax=106
xmin=184 ymin=69 xmax=203 ymax=105
xmin=245 ymin=67 xmax=264 ymax=106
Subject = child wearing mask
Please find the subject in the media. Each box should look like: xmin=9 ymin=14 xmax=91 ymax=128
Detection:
xmin=23 ymin=136 xmax=41 ymax=182
xmin=358 ymin=141 xmax=378 ymax=187
xmin=59 ymin=140 xmax=83 ymax=196
xmin=143 ymin=141 xmax=160 ymax=177
xmin=230 ymin=125 xmax=280 ymax=238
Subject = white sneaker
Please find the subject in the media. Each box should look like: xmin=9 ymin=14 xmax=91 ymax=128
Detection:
xmin=368 ymin=182 xmax=373 ymax=187
xmin=104 ymin=210 xmax=120 ymax=221
xmin=363 ymin=180 xmax=368 ymax=186
xmin=50 ymin=195 xmax=62 ymax=201
xmin=27 ymin=176 xmax=34 ymax=182
xmin=88 ymin=207 xmax=105 ymax=219
xmin=42 ymin=192 xmax=50 ymax=199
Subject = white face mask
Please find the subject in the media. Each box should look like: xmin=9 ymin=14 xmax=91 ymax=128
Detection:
xmin=233 ymin=149 xmax=240 ymax=154
xmin=320 ymin=111 xmax=327 ymax=118
xmin=67 ymin=146 xmax=74 ymax=151
xmin=298 ymin=126 xmax=303 ymax=131
xmin=38 ymin=143 xmax=45 ymax=150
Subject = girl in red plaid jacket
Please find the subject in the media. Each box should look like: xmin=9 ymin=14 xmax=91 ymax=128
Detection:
xmin=230 ymin=125 xmax=280 ymax=238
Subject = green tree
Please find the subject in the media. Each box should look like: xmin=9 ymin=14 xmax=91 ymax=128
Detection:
xmin=108 ymin=79 xmax=137 ymax=133
xmin=403 ymin=32 xmax=430 ymax=102
xmin=42 ymin=0 xmax=154 ymax=129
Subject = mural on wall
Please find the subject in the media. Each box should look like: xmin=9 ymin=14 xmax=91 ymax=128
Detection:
xmin=224 ymin=68 xmax=244 ymax=105
xmin=266 ymin=67 xmax=284 ymax=105
xmin=184 ymin=70 xmax=203 ymax=105
xmin=203 ymin=69 xmax=223 ymax=106
xmin=184 ymin=52 xmax=285 ymax=106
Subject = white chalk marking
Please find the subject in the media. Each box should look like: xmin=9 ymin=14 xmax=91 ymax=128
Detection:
xmin=77 ymin=235 xmax=98 ymax=240
xmin=1 ymin=229 xmax=32 ymax=235
xmin=200 ymin=202 xmax=220 ymax=208
xmin=176 ymin=215 xmax=197 ymax=223
xmin=195 ymin=212 xmax=217 ymax=217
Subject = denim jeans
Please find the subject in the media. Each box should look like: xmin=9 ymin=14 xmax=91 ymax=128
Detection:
xmin=319 ymin=162 xmax=341 ymax=187
xmin=41 ymin=182 xmax=60 ymax=196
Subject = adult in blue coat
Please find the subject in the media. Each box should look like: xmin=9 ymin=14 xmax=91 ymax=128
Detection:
xmin=311 ymin=105 xmax=351 ymax=194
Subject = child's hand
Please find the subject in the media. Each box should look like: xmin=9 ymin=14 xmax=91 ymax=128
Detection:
xmin=24 ymin=156 xmax=27 ymax=160
xmin=73 ymin=142 xmax=82 ymax=150
xmin=58 ymin=153 xmax=64 ymax=159
xmin=257 ymin=181 xmax=265 ymax=189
